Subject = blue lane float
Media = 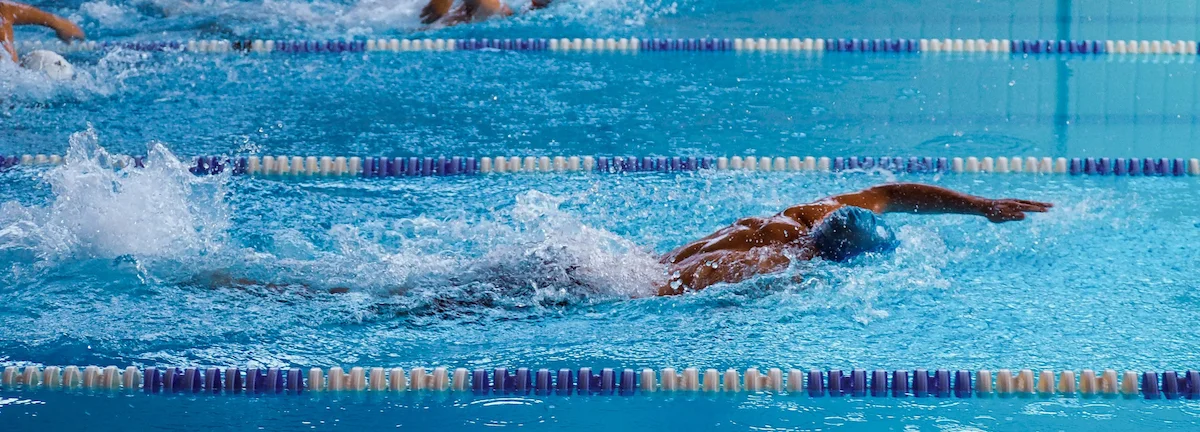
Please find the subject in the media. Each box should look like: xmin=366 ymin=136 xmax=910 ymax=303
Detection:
xmin=187 ymin=154 xmax=1192 ymax=176
xmin=16 ymin=36 xmax=1200 ymax=56
xmin=7 ymin=364 xmax=1200 ymax=400
xmin=5 ymin=154 xmax=1200 ymax=177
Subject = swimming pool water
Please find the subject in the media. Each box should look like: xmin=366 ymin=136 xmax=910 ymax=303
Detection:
xmin=5 ymin=0 xmax=1200 ymax=430
xmin=7 ymin=51 xmax=1200 ymax=158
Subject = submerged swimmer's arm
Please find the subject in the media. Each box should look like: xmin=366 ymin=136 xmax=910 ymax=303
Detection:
xmin=825 ymin=183 xmax=1053 ymax=223
xmin=197 ymin=270 xmax=349 ymax=294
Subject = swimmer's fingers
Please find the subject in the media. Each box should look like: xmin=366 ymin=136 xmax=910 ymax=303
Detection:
xmin=1005 ymin=199 xmax=1052 ymax=212
xmin=1014 ymin=199 xmax=1053 ymax=208
xmin=992 ymin=199 xmax=1051 ymax=212
xmin=985 ymin=200 xmax=1046 ymax=222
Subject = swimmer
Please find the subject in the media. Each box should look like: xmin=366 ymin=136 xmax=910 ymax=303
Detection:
xmin=0 ymin=1 xmax=85 ymax=63
xmin=657 ymin=183 xmax=1052 ymax=295
xmin=198 ymin=183 xmax=1049 ymax=298
xmin=420 ymin=0 xmax=553 ymax=26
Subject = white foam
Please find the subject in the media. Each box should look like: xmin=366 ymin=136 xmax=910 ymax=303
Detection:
xmin=304 ymin=190 xmax=664 ymax=302
xmin=70 ymin=0 xmax=672 ymax=40
xmin=0 ymin=48 xmax=147 ymax=106
xmin=0 ymin=127 xmax=231 ymax=268
xmin=77 ymin=1 xmax=136 ymax=28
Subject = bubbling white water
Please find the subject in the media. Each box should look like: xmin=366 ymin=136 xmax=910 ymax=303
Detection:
xmin=263 ymin=189 xmax=665 ymax=306
xmin=0 ymin=49 xmax=154 ymax=107
xmin=0 ymin=128 xmax=974 ymax=320
xmin=0 ymin=127 xmax=232 ymax=270
xmin=68 ymin=0 xmax=672 ymax=39
xmin=0 ymin=129 xmax=663 ymax=309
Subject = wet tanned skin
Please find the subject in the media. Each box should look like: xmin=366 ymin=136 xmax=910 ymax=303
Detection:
xmin=0 ymin=2 xmax=84 ymax=62
xmin=421 ymin=0 xmax=551 ymax=26
xmin=656 ymin=183 xmax=1052 ymax=296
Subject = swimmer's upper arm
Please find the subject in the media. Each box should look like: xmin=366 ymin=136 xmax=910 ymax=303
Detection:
xmin=828 ymin=186 xmax=891 ymax=214
xmin=782 ymin=190 xmax=889 ymax=226
xmin=7 ymin=2 xmax=55 ymax=26
xmin=5 ymin=3 xmax=83 ymax=42
xmin=782 ymin=185 xmax=910 ymax=224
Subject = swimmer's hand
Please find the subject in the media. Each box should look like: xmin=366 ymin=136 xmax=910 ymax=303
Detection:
xmin=54 ymin=21 xmax=85 ymax=43
xmin=420 ymin=0 xmax=453 ymax=24
xmin=980 ymin=198 xmax=1052 ymax=223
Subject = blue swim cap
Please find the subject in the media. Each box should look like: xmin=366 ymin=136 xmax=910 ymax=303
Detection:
xmin=810 ymin=206 xmax=899 ymax=262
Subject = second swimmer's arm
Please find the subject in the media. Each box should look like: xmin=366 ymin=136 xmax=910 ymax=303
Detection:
xmin=420 ymin=0 xmax=454 ymax=24
xmin=829 ymin=183 xmax=1053 ymax=223
xmin=6 ymin=3 xmax=84 ymax=42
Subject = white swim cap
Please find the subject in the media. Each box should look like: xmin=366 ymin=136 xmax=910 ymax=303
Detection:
xmin=20 ymin=50 xmax=75 ymax=81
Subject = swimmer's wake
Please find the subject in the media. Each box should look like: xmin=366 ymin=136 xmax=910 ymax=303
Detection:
xmin=2 ymin=130 xmax=1050 ymax=310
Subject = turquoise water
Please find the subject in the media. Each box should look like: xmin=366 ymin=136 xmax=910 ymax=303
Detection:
xmin=5 ymin=0 xmax=1200 ymax=430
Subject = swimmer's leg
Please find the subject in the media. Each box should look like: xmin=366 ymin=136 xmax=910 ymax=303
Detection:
xmin=191 ymin=270 xmax=349 ymax=294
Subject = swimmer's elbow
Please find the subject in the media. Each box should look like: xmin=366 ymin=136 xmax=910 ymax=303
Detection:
xmin=832 ymin=185 xmax=895 ymax=214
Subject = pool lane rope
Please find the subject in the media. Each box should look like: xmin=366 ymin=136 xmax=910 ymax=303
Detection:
xmin=3 ymin=154 xmax=1199 ymax=177
xmin=3 ymin=365 xmax=1200 ymax=400
xmin=14 ymin=37 xmax=1200 ymax=57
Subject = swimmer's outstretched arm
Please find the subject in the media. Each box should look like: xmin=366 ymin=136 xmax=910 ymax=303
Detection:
xmin=0 ymin=2 xmax=85 ymax=62
xmin=824 ymin=183 xmax=1053 ymax=223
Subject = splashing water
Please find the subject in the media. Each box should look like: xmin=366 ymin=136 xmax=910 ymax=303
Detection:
xmin=0 ymin=130 xmax=663 ymax=313
xmin=65 ymin=0 xmax=674 ymax=39
xmin=256 ymin=189 xmax=665 ymax=312
xmin=0 ymin=128 xmax=968 ymax=323
xmin=0 ymin=49 xmax=154 ymax=109
xmin=0 ymin=127 xmax=232 ymax=279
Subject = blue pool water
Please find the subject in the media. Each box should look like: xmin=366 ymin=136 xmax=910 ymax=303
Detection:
xmin=5 ymin=0 xmax=1200 ymax=429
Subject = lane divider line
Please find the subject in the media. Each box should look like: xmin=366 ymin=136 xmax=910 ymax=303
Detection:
xmin=3 ymin=155 xmax=1199 ymax=177
xmin=14 ymin=37 xmax=1200 ymax=56
xmin=2 ymin=364 xmax=1197 ymax=400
